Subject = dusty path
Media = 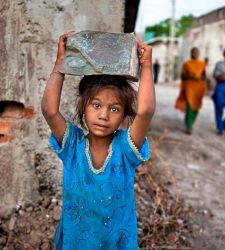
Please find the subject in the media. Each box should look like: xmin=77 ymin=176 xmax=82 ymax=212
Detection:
xmin=150 ymin=84 xmax=225 ymax=250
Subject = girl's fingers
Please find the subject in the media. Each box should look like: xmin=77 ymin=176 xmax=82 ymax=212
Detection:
xmin=136 ymin=40 xmax=146 ymax=52
xmin=59 ymin=31 xmax=76 ymax=41
xmin=62 ymin=31 xmax=76 ymax=39
xmin=138 ymin=48 xmax=144 ymax=59
xmin=67 ymin=31 xmax=76 ymax=36
xmin=57 ymin=32 xmax=75 ymax=60
xmin=136 ymin=41 xmax=152 ymax=63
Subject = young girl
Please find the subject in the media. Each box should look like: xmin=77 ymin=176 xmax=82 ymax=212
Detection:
xmin=42 ymin=31 xmax=155 ymax=250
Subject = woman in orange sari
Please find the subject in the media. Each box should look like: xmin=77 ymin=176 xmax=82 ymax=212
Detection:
xmin=175 ymin=47 xmax=206 ymax=134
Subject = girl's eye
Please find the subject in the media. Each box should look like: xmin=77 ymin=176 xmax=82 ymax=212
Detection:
xmin=93 ymin=103 xmax=100 ymax=109
xmin=111 ymin=107 xmax=118 ymax=112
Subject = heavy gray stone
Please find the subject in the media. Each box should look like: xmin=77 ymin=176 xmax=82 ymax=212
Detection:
xmin=60 ymin=31 xmax=139 ymax=81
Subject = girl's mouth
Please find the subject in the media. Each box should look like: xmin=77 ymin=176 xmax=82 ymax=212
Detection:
xmin=93 ymin=124 xmax=109 ymax=129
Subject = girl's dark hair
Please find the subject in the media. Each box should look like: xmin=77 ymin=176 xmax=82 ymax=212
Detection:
xmin=76 ymin=75 xmax=137 ymax=128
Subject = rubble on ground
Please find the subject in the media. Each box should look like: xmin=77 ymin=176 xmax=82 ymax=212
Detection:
xmin=136 ymin=161 xmax=193 ymax=249
xmin=0 ymin=196 xmax=59 ymax=249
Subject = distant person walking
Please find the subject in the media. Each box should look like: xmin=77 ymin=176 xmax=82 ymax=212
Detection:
xmin=175 ymin=47 xmax=206 ymax=134
xmin=212 ymin=49 xmax=225 ymax=135
xmin=153 ymin=59 xmax=160 ymax=84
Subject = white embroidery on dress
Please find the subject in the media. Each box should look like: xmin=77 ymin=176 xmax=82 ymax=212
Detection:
xmin=52 ymin=121 xmax=70 ymax=154
xmin=85 ymin=138 xmax=113 ymax=174
xmin=127 ymin=127 xmax=148 ymax=161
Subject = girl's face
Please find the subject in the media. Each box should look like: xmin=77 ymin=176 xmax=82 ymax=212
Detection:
xmin=84 ymin=88 xmax=125 ymax=137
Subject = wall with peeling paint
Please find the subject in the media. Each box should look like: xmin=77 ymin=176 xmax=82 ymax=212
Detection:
xmin=0 ymin=0 xmax=125 ymax=205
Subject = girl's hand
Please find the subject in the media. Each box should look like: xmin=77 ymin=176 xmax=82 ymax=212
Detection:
xmin=56 ymin=31 xmax=75 ymax=63
xmin=137 ymin=40 xmax=152 ymax=67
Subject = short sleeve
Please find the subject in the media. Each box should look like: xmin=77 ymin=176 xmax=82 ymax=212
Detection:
xmin=49 ymin=121 xmax=80 ymax=161
xmin=213 ymin=62 xmax=225 ymax=78
xmin=118 ymin=128 xmax=150 ymax=169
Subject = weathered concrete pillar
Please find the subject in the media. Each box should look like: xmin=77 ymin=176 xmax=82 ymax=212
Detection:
xmin=0 ymin=0 xmax=125 ymax=206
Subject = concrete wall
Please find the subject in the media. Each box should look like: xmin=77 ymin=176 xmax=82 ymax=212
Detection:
xmin=192 ymin=7 xmax=225 ymax=28
xmin=0 ymin=0 xmax=125 ymax=206
xmin=148 ymin=38 xmax=180 ymax=83
xmin=152 ymin=42 xmax=168 ymax=83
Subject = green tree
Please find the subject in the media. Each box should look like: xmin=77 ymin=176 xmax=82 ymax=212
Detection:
xmin=145 ymin=19 xmax=170 ymax=38
xmin=145 ymin=14 xmax=193 ymax=39
xmin=176 ymin=15 xmax=193 ymax=36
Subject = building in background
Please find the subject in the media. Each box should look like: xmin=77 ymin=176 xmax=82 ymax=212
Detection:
xmin=146 ymin=37 xmax=180 ymax=83
xmin=145 ymin=6 xmax=225 ymax=84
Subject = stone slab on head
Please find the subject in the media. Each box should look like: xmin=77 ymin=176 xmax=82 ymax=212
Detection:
xmin=60 ymin=31 xmax=140 ymax=81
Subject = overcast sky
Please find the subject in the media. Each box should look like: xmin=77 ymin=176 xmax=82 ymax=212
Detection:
xmin=135 ymin=0 xmax=225 ymax=34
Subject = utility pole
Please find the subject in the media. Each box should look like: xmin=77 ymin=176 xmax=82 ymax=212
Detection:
xmin=170 ymin=0 xmax=176 ymax=38
xmin=168 ymin=0 xmax=176 ymax=83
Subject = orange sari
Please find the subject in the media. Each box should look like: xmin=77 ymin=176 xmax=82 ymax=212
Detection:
xmin=175 ymin=59 xmax=206 ymax=112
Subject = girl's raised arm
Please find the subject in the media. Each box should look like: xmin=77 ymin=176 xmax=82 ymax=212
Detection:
xmin=41 ymin=32 xmax=75 ymax=145
xmin=130 ymin=41 xmax=156 ymax=149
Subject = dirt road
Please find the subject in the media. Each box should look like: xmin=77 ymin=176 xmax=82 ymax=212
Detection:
xmin=150 ymin=84 xmax=225 ymax=250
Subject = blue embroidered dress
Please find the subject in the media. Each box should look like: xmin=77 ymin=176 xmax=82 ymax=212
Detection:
xmin=50 ymin=121 xmax=150 ymax=250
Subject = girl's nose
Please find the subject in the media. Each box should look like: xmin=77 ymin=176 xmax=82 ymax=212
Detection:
xmin=99 ymin=108 xmax=109 ymax=120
